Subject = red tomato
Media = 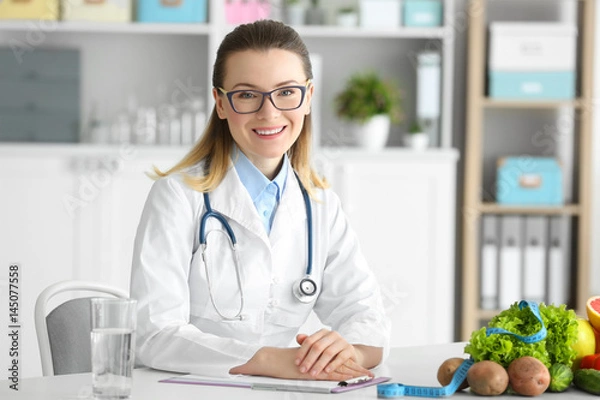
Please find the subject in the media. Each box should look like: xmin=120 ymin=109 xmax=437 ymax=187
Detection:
xmin=581 ymin=354 xmax=600 ymax=369
xmin=594 ymin=356 xmax=600 ymax=371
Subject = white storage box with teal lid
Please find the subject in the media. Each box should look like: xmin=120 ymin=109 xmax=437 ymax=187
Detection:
xmin=496 ymin=157 xmax=563 ymax=206
xmin=403 ymin=0 xmax=442 ymax=27
xmin=488 ymin=23 xmax=577 ymax=100
xmin=359 ymin=0 xmax=401 ymax=28
xmin=137 ymin=0 xmax=207 ymax=23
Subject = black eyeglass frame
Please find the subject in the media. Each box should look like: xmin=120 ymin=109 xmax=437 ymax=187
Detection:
xmin=217 ymin=80 xmax=312 ymax=114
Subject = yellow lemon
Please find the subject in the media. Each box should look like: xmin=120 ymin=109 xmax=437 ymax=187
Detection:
xmin=586 ymin=296 xmax=600 ymax=332
xmin=571 ymin=318 xmax=597 ymax=369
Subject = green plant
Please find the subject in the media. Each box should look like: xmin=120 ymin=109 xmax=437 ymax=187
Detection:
xmin=338 ymin=7 xmax=356 ymax=14
xmin=335 ymin=71 xmax=403 ymax=124
xmin=409 ymin=121 xmax=423 ymax=134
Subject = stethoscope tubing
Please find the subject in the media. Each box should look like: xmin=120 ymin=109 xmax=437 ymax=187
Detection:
xmin=199 ymin=171 xmax=316 ymax=320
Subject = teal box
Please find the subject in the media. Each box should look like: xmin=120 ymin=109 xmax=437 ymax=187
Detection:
xmin=496 ymin=157 xmax=563 ymax=206
xmin=403 ymin=0 xmax=442 ymax=27
xmin=489 ymin=71 xmax=575 ymax=100
xmin=137 ymin=0 xmax=207 ymax=23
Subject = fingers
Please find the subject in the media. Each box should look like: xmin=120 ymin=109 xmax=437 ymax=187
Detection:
xmin=296 ymin=329 xmax=364 ymax=377
xmin=313 ymin=360 xmax=374 ymax=381
xmin=308 ymin=340 xmax=351 ymax=376
xmin=295 ymin=329 xmax=329 ymax=368
xmin=296 ymin=333 xmax=308 ymax=345
xmin=335 ymin=360 xmax=374 ymax=378
xmin=324 ymin=350 xmax=371 ymax=376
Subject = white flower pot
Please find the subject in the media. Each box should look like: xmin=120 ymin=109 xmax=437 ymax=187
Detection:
xmin=336 ymin=12 xmax=358 ymax=27
xmin=403 ymin=132 xmax=430 ymax=150
xmin=349 ymin=115 xmax=391 ymax=150
xmin=285 ymin=4 xmax=305 ymax=25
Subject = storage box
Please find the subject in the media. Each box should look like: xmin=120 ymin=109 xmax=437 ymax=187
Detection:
xmin=225 ymin=0 xmax=271 ymax=25
xmin=496 ymin=157 xmax=563 ymax=206
xmin=403 ymin=0 xmax=442 ymax=27
xmin=489 ymin=71 xmax=575 ymax=100
xmin=0 ymin=0 xmax=59 ymax=20
xmin=62 ymin=0 xmax=131 ymax=22
xmin=360 ymin=0 xmax=401 ymax=28
xmin=489 ymin=23 xmax=577 ymax=71
xmin=0 ymin=48 xmax=79 ymax=143
xmin=137 ymin=0 xmax=207 ymax=23
xmin=488 ymin=23 xmax=577 ymax=100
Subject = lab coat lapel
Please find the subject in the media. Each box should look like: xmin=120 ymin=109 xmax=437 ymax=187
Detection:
xmin=208 ymin=165 xmax=269 ymax=244
xmin=269 ymin=166 xmax=306 ymax=246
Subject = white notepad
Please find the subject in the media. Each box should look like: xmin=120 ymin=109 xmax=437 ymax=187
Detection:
xmin=161 ymin=374 xmax=391 ymax=394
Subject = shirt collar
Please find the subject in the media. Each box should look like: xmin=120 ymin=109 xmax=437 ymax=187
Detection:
xmin=232 ymin=146 xmax=288 ymax=202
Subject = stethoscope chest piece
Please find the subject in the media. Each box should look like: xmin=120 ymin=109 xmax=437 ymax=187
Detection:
xmin=293 ymin=276 xmax=318 ymax=303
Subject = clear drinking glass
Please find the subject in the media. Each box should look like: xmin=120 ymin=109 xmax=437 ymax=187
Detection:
xmin=90 ymin=298 xmax=137 ymax=400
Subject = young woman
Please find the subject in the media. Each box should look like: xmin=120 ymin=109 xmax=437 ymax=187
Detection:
xmin=130 ymin=19 xmax=390 ymax=380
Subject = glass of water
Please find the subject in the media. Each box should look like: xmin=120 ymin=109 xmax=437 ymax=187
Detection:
xmin=90 ymin=298 xmax=137 ymax=399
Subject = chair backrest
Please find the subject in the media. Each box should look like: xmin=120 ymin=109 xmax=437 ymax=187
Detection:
xmin=35 ymin=280 xmax=129 ymax=376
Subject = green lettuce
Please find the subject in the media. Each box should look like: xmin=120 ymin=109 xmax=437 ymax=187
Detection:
xmin=464 ymin=302 xmax=578 ymax=368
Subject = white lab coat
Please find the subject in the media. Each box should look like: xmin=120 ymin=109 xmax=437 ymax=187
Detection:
xmin=130 ymin=160 xmax=391 ymax=377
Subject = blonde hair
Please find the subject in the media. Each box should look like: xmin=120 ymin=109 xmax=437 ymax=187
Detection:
xmin=153 ymin=20 xmax=328 ymax=196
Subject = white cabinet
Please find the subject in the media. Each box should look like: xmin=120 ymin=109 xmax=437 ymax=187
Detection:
xmin=0 ymin=152 xmax=77 ymax=379
xmin=318 ymin=149 xmax=459 ymax=347
xmin=0 ymin=144 xmax=185 ymax=378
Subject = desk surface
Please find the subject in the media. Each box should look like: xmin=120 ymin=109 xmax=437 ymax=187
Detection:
xmin=0 ymin=342 xmax=593 ymax=399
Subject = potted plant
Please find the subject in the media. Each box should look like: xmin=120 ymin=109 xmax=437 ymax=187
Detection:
xmin=335 ymin=71 xmax=403 ymax=150
xmin=305 ymin=0 xmax=326 ymax=25
xmin=336 ymin=7 xmax=358 ymax=27
xmin=403 ymin=121 xmax=430 ymax=150
xmin=284 ymin=0 xmax=305 ymax=25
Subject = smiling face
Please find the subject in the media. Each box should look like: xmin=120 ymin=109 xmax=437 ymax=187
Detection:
xmin=213 ymin=49 xmax=313 ymax=178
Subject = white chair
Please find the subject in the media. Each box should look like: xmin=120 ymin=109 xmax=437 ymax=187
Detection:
xmin=35 ymin=280 xmax=129 ymax=376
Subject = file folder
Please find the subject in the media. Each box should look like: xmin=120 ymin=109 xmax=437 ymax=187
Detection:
xmin=547 ymin=216 xmax=571 ymax=305
xmin=523 ymin=216 xmax=547 ymax=303
xmin=160 ymin=374 xmax=391 ymax=394
xmin=499 ymin=216 xmax=523 ymax=309
xmin=480 ymin=215 xmax=499 ymax=310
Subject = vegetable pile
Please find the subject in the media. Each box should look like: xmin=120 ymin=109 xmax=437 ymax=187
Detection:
xmin=464 ymin=302 xmax=579 ymax=368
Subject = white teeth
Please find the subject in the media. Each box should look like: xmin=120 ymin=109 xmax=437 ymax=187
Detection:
xmin=255 ymin=127 xmax=284 ymax=136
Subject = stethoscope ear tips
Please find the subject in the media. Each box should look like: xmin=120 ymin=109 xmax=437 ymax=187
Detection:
xmin=293 ymin=277 xmax=318 ymax=304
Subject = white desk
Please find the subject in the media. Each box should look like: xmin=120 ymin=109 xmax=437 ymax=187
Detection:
xmin=0 ymin=343 xmax=592 ymax=399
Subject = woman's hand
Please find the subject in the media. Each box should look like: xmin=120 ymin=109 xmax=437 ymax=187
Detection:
xmin=294 ymin=329 xmax=373 ymax=378
xmin=229 ymin=347 xmax=359 ymax=381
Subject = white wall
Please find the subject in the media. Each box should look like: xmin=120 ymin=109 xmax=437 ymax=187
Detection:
xmin=592 ymin=3 xmax=600 ymax=295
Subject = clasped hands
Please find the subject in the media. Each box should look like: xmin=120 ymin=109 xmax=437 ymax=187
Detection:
xmin=229 ymin=329 xmax=374 ymax=381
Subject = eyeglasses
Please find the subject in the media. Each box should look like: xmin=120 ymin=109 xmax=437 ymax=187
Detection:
xmin=217 ymin=80 xmax=311 ymax=114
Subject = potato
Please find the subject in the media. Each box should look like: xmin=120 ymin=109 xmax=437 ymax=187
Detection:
xmin=437 ymin=357 xmax=470 ymax=390
xmin=467 ymin=360 xmax=509 ymax=396
xmin=507 ymin=356 xmax=550 ymax=396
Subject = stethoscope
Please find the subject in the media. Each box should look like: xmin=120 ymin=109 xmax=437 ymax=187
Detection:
xmin=199 ymin=173 xmax=317 ymax=321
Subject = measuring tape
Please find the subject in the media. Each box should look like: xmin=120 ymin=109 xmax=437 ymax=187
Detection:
xmin=377 ymin=300 xmax=547 ymax=398
xmin=484 ymin=300 xmax=547 ymax=343
xmin=378 ymin=358 xmax=473 ymax=398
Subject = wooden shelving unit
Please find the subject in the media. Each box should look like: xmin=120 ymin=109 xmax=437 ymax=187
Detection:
xmin=461 ymin=0 xmax=595 ymax=339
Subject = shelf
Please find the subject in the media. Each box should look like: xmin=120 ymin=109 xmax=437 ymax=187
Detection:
xmin=462 ymin=0 xmax=595 ymax=340
xmin=477 ymin=309 xmax=500 ymax=321
xmin=292 ymin=25 xmax=450 ymax=39
xmin=481 ymin=98 xmax=585 ymax=109
xmin=0 ymin=21 xmax=213 ymax=35
xmin=0 ymin=20 xmax=451 ymax=39
xmin=479 ymin=203 xmax=581 ymax=215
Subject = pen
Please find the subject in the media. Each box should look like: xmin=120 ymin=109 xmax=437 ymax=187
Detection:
xmin=338 ymin=375 xmax=374 ymax=387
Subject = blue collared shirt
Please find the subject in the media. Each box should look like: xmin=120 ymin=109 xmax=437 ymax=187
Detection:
xmin=233 ymin=148 xmax=288 ymax=235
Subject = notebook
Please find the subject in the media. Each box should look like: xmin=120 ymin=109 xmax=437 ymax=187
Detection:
xmin=160 ymin=374 xmax=391 ymax=394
